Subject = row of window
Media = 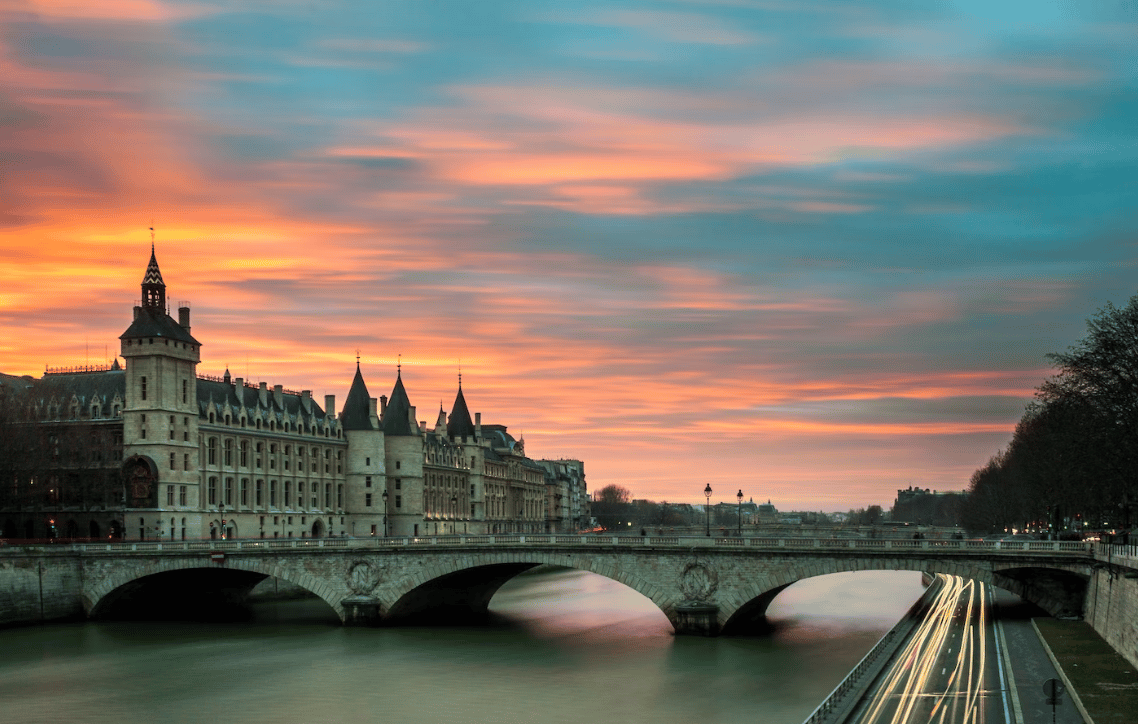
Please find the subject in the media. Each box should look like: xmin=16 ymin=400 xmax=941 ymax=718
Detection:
xmin=204 ymin=438 xmax=343 ymax=473
xmin=364 ymin=493 xmax=401 ymax=508
xmin=136 ymin=375 xmax=191 ymax=405
xmin=205 ymin=410 xmax=340 ymax=438
xmin=205 ymin=476 xmax=343 ymax=510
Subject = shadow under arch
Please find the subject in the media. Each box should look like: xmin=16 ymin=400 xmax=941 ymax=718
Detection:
xmin=86 ymin=560 xmax=336 ymax=623
xmin=385 ymin=562 xmax=543 ymax=625
xmin=719 ymin=559 xmax=1090 ymax=634
xmin=383 ymin=555 xmax=679 ymax=631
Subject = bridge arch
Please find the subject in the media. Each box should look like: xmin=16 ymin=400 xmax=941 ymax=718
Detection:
xmin=84 ymin=557 xmax=339 ymax=621
xmin=377 ymin=550 xmax=679 ymax=629
xmin=718 ymin=557 xmax=1090 ymax=634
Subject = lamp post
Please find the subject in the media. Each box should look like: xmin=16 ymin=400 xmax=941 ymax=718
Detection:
xmin=704 ymin=484 xmax=712 ymax=536
xmin=737 ymin=490 xmax=743 ymax=536
xmin=219 ymin=502 xmax=226 ymax=540
xmin=382 ymin=490 xmax=389 ymax=537
xmin=451 ymin=495 xmax=457 ymax=535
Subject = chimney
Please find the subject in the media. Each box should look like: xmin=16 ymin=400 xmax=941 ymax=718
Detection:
xmin=301 ymin=390 xmax=312 ymax=413
xmin=408 ymin=405 xmax=416 ymax=431
xmin=133 ymin=306 xmax=141 ymax=321
xmin=273 ymin=384 xmax=283 ymax=409
xmin=259 ymin=381 xmax=268 ymax=408
xmin=380 ymin=395 xmax=387 ymax=416
xmin=419 ymin=420 xmax=427 ymax=433
xmin=234 ymin=378 xmax=244 ymax=405
xmin=370 ymin=397 xmax=379 ymax=426
xmin=475 ymin=412 xmax=482 ymax=438
xmin=178 ymin=305 xmax=191 ymax=331
xmin=325 ymin=394 xmax=336 ymax=418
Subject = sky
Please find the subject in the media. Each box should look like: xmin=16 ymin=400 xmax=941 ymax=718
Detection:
xmin=2 ymin=0 xmax=1136 ymax=512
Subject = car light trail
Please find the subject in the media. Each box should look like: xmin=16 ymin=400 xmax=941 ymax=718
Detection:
xmin=854 ymin=574 xmax=1008 ymax=724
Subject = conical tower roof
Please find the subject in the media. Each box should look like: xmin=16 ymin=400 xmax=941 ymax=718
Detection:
xmin=140 ymin=243 xmax=167 ymax=310
xmin=446 ymin=381 xmax=476 ymax=439
xmin=142 ymin=244 xmax=165 ymax=287
xmin=340 ymin=364 xmax=375 ymax=431
xmin=382 ymin=370 xmax=416 ymax=436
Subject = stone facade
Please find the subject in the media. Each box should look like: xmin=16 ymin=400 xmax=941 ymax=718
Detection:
xmin=0 ymin=248 xmax=585 ymax=542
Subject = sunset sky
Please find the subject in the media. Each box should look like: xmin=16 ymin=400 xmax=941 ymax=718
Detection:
xmin=2 ymin=0 xmax=1136 ymax=512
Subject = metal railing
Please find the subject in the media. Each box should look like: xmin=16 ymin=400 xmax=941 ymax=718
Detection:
xmin=0 ymin=535 xmax=1100 ymax=556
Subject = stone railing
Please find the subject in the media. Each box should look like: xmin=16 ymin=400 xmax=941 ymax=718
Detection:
xmin=800 ymin=574 xmax=947 ymax=724
xmin=1096 ymin=543 xmax=1138 ymax=569
xmin=0 ymin=536 xmax=1097 ymax=556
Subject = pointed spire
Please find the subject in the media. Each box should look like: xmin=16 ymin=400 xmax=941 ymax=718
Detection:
xmin=383 ymin=366 xmax=416 ymax=436
xmin=341 ymin=362 xmax=375 ymax=431
xmin=141 ymin=234 xmax=166 ymax=310
xmin=447 ymin=380 xmax=475 ymax=440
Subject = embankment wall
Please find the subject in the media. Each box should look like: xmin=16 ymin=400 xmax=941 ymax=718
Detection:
xmin=0 ymin=551 xmax=84 ymax=626
xmin=1084 ymin=547 xmax=1138 ymax=670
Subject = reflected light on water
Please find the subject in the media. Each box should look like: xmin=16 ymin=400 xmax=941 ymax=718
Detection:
xmin=0 ymin=567 xmax=925 ymax=724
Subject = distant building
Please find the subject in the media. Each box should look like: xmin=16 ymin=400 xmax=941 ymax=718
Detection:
xmin=0 ymin=247 xmax=582 ymax=540
xmin=891 ymin=486 xmax=964 ymax=526
xmin=536 ymin=459 xmax=588 ymax=532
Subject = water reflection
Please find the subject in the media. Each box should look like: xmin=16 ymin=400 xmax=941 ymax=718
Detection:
xmin=0 ymin=568 xmax=924 ymax=724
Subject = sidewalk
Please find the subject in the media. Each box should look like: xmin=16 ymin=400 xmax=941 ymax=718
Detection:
xmin=1032 ymin=618 xmax=1138 ymax=724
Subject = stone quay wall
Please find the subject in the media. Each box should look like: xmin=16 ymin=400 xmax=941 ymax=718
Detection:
xmin=0 ymin=549 xmax=84 ymax=626
xmin=1086 ymin=545 xmax=1138 ymax=670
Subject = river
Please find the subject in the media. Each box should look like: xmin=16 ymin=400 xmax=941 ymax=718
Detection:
xmin=0 ymin=568 xmax=925 ymax=724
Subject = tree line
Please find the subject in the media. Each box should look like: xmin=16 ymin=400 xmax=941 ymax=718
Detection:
xmin=960 ymin=295 xmax=1138 ymax=536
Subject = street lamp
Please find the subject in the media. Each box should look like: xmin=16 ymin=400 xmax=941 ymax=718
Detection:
xmin=382 ymin=490 xmax=389 ymax=537
xmin=737 ymin=489 xmax=743 ymax=536
xmin=451 ymin=495 xmax=457 ymax=535
xmin=219 ymin=502 xmax=226 ymax=540
xmin=704 ymin=484 xmax=712 ymax=536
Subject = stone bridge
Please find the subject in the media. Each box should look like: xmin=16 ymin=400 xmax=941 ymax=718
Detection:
xmin=2 ymin=535 xmax=1098 ymax=635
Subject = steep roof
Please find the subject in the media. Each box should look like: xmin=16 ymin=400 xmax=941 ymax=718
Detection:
xmin=3 ymin=368 xmax=126 ymax=420
xmin=339 ymin=364 xmax=375 ymax=431
xmin=446 ymin=385 xmax=476 ymax=439
xmin=119 ymin=305 xmax=200 ymax=345
xmin=382 ymin=371 xmax=417 ymax=436
xmin=142 ymin=245 xmax=165 ymax=288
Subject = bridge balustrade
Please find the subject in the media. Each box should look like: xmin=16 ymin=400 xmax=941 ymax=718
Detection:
xmin=6 ymin=536 xmax=1098 ymax=557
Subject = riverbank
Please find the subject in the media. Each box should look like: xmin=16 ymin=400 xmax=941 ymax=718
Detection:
xmin=1033 ymin=618 xmax=1138 ymax=724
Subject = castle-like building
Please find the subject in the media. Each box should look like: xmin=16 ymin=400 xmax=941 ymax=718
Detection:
xmin=0 ymin=248 xmax=588 ymax=541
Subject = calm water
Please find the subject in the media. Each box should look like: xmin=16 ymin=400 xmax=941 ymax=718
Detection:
xmin=0 ymin=569 xmax=924 ymax=724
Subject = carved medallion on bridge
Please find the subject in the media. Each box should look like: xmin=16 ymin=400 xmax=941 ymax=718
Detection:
xmin=347 ymin=561 xmax=380 ymax=594
xmin=679 ymin=561 xmax=718 ymax=601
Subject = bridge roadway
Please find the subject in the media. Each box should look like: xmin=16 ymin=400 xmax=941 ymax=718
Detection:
xmin=3 ymin=534 xmax=1094 ymax=636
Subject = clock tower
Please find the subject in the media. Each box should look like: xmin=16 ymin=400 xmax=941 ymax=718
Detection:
xmin=118 ymin=244 xmax=202 ymax=540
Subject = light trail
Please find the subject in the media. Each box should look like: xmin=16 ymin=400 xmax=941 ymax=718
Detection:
xmin=853 ymin=575 xmax=1009 ymax=724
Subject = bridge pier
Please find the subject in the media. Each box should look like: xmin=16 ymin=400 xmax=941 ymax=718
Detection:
xmin=341 ymin=597 xmax=384 ymax=626
xmin=673 ymin=602 xmax=720 ymax=636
